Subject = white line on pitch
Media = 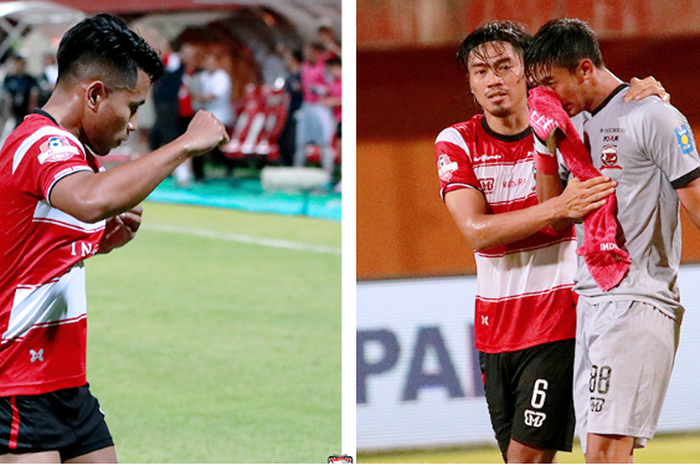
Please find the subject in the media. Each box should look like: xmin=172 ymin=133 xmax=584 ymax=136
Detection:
xmin=142 ymin=223 xmax=341 ymax=255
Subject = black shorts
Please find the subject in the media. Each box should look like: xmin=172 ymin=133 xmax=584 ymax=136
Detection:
xmin=479 ymin=338 xmax=575 ymax=458
xmin=0 ymin=384 xmax=114 ymax=461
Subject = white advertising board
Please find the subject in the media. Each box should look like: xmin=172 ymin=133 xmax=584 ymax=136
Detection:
xmin=357 ymin=266 xmax=700 ymax=451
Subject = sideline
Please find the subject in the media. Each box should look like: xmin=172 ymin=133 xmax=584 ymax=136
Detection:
xmin=142 ymin=222 xmax=342 ymax=255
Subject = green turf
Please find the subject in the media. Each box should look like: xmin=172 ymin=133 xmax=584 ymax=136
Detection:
xmin=84 ymin=202 xmax=341 ymax=463
xmin=358 ymin=432 xmax=700 ymax=463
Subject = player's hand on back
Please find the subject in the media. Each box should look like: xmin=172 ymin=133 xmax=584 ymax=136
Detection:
xmin=178 ymin=110 xmax=230 ymax=157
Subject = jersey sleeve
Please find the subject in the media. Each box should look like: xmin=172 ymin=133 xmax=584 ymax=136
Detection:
xmin=435 ymin=126 xmax=480 ymax=200
xmin=12 ymin=129 xmax=93 ymax=203
xmin=640 ymin=102 xmax=700 ymax=188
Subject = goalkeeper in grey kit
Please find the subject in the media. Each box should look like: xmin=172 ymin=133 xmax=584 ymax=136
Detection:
xmin=525 ymin=18 xmax=700 ymax=463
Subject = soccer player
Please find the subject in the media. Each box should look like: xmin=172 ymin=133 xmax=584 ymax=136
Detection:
xmin=435 ymin=21 xmax=666 ymax=463
xmin=0 ymin=14 xmax=228 ymax=463
xmin=524 ymin=18 xmax=700 ymax=463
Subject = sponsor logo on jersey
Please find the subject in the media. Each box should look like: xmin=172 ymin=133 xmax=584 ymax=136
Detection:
xmin=38 ymin=136 xmax=80 ymax=164
xmin=675 ymin=125 xmax=695 ymax=154
xmin=503 ymin=178 xmax=528 ymax=189
xmin=524 ymin=409 xmax=547 ymax=427
xmin=479 ymin=178 xmax=494 ymax=193
xmin=600 ymin=145 xmax=622 ymax=170
xmin=600 ymin=242 xmax=619 ymax=251
xmin=473 ymin=153 xmax=503 ymax=163
xmin=590 ymin=397 xmax=605 ymax=412
xmin=30 ymin=349 xmax=44 ymax=362
xmin=603 ymin=135 xmax=619 ymax=142
xmin=600 ymin=127 xmax=626 ymax=133
xmin=437 ymin=154 xmax=458 ymax=182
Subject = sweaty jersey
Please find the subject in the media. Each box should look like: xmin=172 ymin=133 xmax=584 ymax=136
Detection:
xmin=435 ymin=115 xmax=577 ymax=353
xmin=0 ymin=111 xmax=105 ymax=396
xmin=560 ymin=84 xmax=700 ymax=321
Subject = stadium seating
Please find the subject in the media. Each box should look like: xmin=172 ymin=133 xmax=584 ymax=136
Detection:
xmin=221 ymin=83 xmax=288 ymax=165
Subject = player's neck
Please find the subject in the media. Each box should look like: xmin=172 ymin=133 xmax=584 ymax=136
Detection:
xmin=586 ymin=68 xmax=623 ymax=113
xmin=41 ymin=89 xmax=83 ymax=140
xmin=482 ymin=105 xmax=529 ymax=135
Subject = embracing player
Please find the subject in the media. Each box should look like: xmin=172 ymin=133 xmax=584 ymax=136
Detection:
xmin=435 ymin=21 xmax=667 ymax=463
xmin=525 ymin=18 xmax=700 ymax=462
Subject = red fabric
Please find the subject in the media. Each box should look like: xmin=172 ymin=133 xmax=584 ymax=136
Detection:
xmin=528 ymin=87 xmax=630 ymax=291
xmin=9 ymin=397 xmax=19 ymax=449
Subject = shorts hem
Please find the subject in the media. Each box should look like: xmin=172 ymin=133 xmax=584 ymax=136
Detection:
xmin=512 ymin=432 xmax=573 ymax=453
xmin=61 ymin=438 xmax=115 ymax=462
xmin=586 ymin=426 xmax=652 ymax=441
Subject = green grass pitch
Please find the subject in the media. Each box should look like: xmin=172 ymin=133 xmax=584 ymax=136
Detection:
xmin=84 ymin=202 xmax=341 ymax=463
xmin=359 ymin=432 xmax=700 ymax=463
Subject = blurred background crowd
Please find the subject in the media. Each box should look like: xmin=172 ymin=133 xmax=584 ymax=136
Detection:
xmin=0 ymin=0 xmax=342 ymax=190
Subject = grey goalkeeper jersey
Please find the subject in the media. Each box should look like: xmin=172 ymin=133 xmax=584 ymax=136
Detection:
xmin=559 ymin=84 xmax=700 ymax=320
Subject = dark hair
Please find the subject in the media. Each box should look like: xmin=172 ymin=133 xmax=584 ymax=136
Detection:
xmin=325 ymin=56 xmax=341 ymax=67
xmin=291 ymin=49 xmax=304 ymax=64
xmin=524 ymin=18 xmax=604 ymax=76
xmin=457 ymin=21 xmax=532 ymax=73
xmin=56 ymin=13 xmax=164 ymax=88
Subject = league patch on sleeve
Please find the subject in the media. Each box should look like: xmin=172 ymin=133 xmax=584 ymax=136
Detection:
xmin=675 ymin=125 xmax=695 ymax=154
xmin=37 ymin=136 xmax=80 ymax=164
xmin=437 ymin=154 xmax=458 ymax=182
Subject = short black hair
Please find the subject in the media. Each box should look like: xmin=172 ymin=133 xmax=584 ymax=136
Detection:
xmin=325 ymin=56 xmax=341 ymax=67
xmin=457 ymin=21 xmax=532 ymax=73
xmin=291 ymin=49 xmax=303 ymax=64
xmin=56 ymin=13 xmax=164 ymax=89
xmin=524 ymin=18 xmax=604 ymax=76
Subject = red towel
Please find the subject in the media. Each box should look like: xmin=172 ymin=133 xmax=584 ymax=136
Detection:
xmin=528 ymin=87 xmax=630 ymax=292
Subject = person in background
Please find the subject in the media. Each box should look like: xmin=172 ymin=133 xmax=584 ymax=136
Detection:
xmin=317 ymin=25 xmax=341 ymax=59
xmin=2 ymin=56 xmax=39 ymax=128
xmin=175 ymin=41 xmax=203 ymax=185
xmin=321 ymin=56 xmax=341 ymax=190
xmin=37 ymin=53 xmax=58 ymax=107
xmin=193 ymin=49 xmax=234 ymax=180
xmin=295 ymin=43 xmax=335 ymax=176
xmin=277 ymin=47 xmax=303 ymax=166
xmin=149 ymin=41 xmax=186 ymax=166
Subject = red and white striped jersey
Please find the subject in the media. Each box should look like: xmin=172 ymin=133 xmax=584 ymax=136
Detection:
xmin=435 ymin=114 xmax=577 ymax=354
xmin=0 ymin=111 xmax=105 ymax=396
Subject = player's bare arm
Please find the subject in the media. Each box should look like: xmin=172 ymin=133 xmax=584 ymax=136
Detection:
xmin=444 ymin=175 xmax=615 ymax=251
xmin=49 ymin=110 xmax=228 ymax=224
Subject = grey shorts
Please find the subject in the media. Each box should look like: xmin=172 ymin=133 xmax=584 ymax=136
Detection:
xmin=574 ymin=300 xmax=680 ymax=453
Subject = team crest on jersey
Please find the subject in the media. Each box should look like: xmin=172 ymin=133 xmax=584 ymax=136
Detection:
xmin=38 ymin=136 xmax=80 ymax=164
xmin=675 ymin=125 xmax=695 ymax=154
xmin=437 ymin=154 xmax=458 ymax=182
xmin=479 ymin=178 xmax=495 ymax=193
xmin=600 ymin=145 xmax=621 ymax=170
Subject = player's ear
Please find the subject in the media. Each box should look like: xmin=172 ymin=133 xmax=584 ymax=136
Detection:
xmin=85 ymin=81 xmax=106 ymax=111
xmin=577 ymin=58 xmax=595 ymax=81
